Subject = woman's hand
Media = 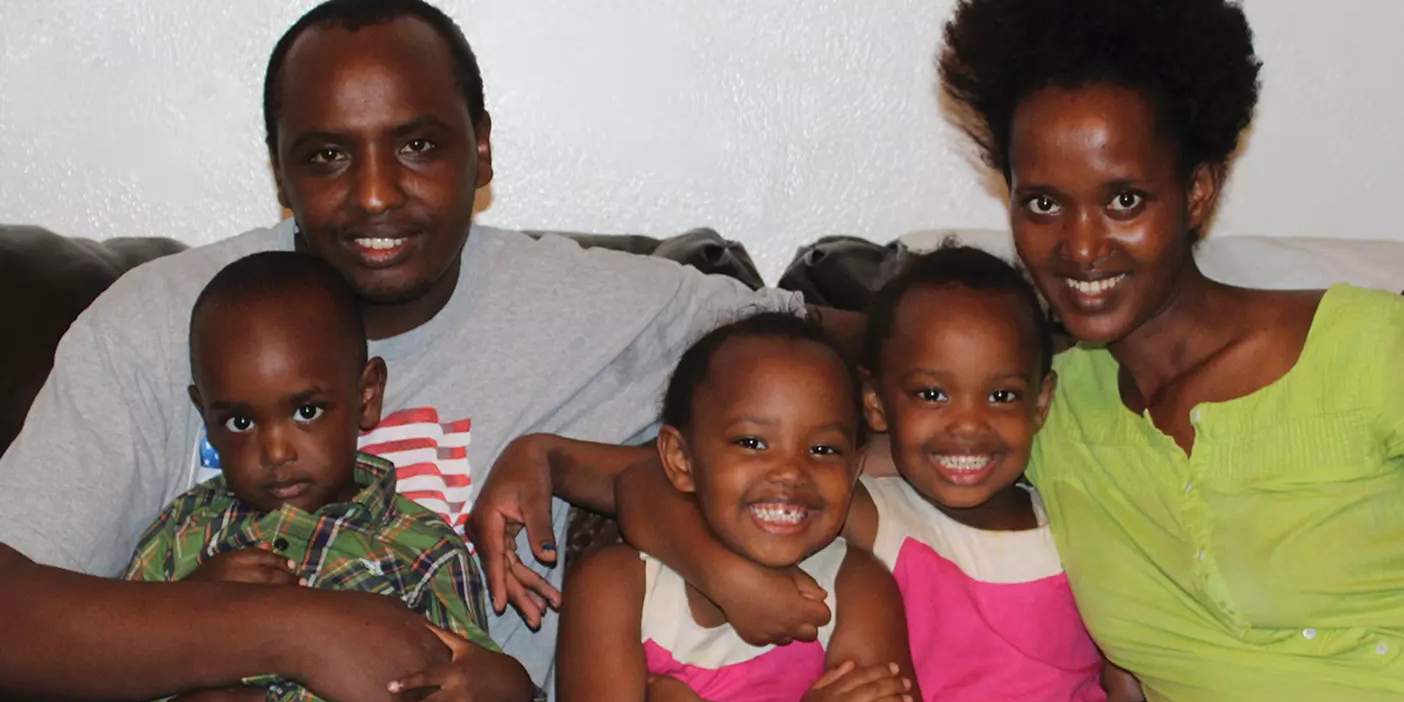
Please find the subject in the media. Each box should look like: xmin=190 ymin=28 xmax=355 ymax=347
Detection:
xmin=801 ymin=661 xmax=912 ymax=702
xmin=467 ymin=434 xmax=562 ymax=627
xmin=388 ymin=625 xmax=538 ymax=702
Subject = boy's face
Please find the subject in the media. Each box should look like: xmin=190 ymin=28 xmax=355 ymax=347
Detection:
xmin=190 ymin=294 xmax=385 ymax=513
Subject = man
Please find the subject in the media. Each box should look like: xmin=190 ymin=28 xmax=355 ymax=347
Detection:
xmin=0 ymin=0 xmax=839 ymax=699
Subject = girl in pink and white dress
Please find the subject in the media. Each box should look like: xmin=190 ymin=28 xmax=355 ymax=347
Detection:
xmin=843 ymin=244 xmax=1115 ymax=701
xmin=556 ymin=313 xmax=919 ymax=702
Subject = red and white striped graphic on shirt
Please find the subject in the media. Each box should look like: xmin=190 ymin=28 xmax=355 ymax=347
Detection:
xmin=359 ymin=407 xmax=474 ymax=537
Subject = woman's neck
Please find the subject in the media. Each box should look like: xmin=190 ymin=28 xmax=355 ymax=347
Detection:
xmin=1106 ymin=262 xmax=1247 ymax=403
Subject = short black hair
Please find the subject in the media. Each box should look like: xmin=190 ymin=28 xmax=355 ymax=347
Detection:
xmin=190 ymin=251 xmax=367 ymax=377
xmin=938 ymin=0 xmax=1261 ymax=180
xmin=661 ymin=312 xmax=863 ymax=437
xmin=263 ymin=0 xmax=486 ymax=153
xmin=862 ymin=241 xmax=1053 ymax=378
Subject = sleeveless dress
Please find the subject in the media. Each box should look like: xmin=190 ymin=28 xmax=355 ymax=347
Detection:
xmin=640 ymin=539 xmax=847 ymax=701
xmin=863 ymin=476 xmax=1105 ymax=702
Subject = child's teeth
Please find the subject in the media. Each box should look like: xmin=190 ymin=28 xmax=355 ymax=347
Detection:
xmin=936 ymin=454 xmax=993 ymax=472
xmin=1065 ymin=274 xmax=1125 ymax=295
xmin=749 ymin=503 xmax=807 ymax=525
xmin=356 ymin=237 xmax=406 ymax=250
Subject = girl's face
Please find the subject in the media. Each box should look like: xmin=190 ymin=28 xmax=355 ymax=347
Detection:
xmin=865 ymin=284 xmax=1053 ymax=516
xmin=1007 ymin=83 xmax=1220 ymax=345
xmin=659 ymin=336 xmax=861 ymax=569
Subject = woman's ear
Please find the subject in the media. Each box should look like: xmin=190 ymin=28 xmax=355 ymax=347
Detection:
xmin=1186 ymin=163 xmax=1225 ymax=234
xmin=656 ymin=425 xmax=697 ymax=494
xmin=358 ymin=357 xmax=388 ymax=431
xmin=860 ymin=368 xmax=890 ymax=433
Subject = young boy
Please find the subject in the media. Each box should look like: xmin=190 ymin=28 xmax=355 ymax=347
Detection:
xmin=122 ymin=251 xmax=536 ymax=702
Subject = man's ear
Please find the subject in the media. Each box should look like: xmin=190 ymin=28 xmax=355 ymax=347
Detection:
xmin=358 ymin=357 xmax=388 ymax=431
xmin=270 ymin=149 xmax=292 ymax=210
xmin=860 ymin=368 xmax=890 ymax=434
xmin=656 ymin=425 xmax=697 ymax=494
xmin=473 ymin=112 xmax=494 ymax=189
xmin=1033 ymin=370 xmax=1058 ymax=430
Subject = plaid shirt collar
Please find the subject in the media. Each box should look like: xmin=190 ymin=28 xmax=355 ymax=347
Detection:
xmin=217 ymin=453 xmax=399 ymax=528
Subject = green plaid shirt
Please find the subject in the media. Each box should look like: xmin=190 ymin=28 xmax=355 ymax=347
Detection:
xmin=124 ymin=453 xmax=498 ymax=701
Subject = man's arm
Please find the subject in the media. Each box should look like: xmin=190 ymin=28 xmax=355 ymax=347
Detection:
xmin=0 ymin=544 xmax=447 ymax=702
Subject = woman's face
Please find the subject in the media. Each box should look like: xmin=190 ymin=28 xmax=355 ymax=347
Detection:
xmin=1006 ymin=83 xmax=1219 ymax=345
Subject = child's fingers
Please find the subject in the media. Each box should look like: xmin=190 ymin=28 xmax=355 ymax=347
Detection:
xmin=387 ymin=666 xmax=446 ymax=694
xmin=810 ymin=660 xmax=856 ymax=691
xmin=509 ymin=555 xmax=561 ymax=608
xmin=828 ymin=662 xmax=904 ymax=696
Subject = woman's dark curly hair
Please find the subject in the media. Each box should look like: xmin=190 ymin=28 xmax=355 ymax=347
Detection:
xmin=939 ymin=0 xmax=1262 ymax=180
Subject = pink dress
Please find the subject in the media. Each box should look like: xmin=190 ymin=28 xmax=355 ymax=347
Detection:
xmin=640 ymin=539 xmax=846 ymax=701
xmin=863 ymin=476 xmax=1105 ymax=702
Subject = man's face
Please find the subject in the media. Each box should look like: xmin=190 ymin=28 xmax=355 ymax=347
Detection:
xmin=271 ymin=17 xmax=492 ymax=308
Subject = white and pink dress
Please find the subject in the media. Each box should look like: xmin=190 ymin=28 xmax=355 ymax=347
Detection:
xmin=640 ymin=539 xmax=847 ymax=701
xmin=863 ymin=476 xmax=1105 ymax=702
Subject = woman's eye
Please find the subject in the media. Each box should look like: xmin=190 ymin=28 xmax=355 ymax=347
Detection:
xmin=294 ymin=405 xmax=324 ymax=423
xmin=308 ymin=148 xmax=345 ymax=165
xmin=1024 ymin=195 xmax=1061 ymax=216
xmin=401 ymin=138 xmax=436 ymax=154
xmin=223 ymin=416 xmax=254 ymax=433
xmin=989 ymin=389 xmax=1020 ymax=403
xmin=733 ymin=437 xmax=766 ymax=450
xmin=1108 ymin=191 xmax=1143 ymax=212
xmin=916 ymin=388 xmax=948 ymax=403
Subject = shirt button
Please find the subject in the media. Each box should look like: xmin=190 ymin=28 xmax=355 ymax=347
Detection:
xmin=273 ymin=537 xmax=289 ymax=552
xmin=1190 ymin=409 xmax=1202 ymax=423
xmin=1377 ymin=643 xmax=1390 ymax=655
xmin=1184 ymin=480 xmax=1194 ymax=493
xmin=1197 ymin=550 xmax=1205 ymax=562
xmin=1302 ymin=628 xmax=1317 ymax=639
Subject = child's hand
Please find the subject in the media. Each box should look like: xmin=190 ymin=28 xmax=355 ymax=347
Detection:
xmin=716 ymin=563 xmax=831 ymax=646
xmin=801 ymin=661 xmax=913 ymax=702
xmin=388 ymin=624 xmax=538 ymax=702
xmin=646 ymin=675 xmax=706 ymax=702
xmin=187 ymin=544 xmax=301 ymax=585
xmin=468 ymin=435 xmax=562 ymax=627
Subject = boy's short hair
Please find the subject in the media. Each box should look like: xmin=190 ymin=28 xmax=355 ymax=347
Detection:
xmin=189 ymin=251 xmax=367 ymax=375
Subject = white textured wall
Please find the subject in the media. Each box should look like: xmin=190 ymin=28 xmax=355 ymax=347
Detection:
xmin=2 ymin=1 xmax=1402 ymax=282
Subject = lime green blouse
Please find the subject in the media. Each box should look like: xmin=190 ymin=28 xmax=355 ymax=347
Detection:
xmin=1029 ymin=284 xmax=1404 ymax=701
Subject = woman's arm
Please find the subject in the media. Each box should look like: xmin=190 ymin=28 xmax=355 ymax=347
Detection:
xmin=821 ymin=548 xmax=920 ymax=701
xmin=555 ymin=544 xmax=650 ymax=702
xmin=615 ymin=455 xmax=832 ymax=645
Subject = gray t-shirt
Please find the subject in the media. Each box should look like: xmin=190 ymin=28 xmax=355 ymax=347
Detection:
xmin=0 ymin=218 xmax=801 ymax=692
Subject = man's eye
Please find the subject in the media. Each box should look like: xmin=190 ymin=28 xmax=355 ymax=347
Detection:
xmin=733 ymin=437 xmax=766 ymax=450
xmin=1024 ymin=195 xmax=1062 ymax=216
xmin=308 ymin=148 xmax=345 ymax=164
xmin=294 ymin=405 xmax=324 ymax=423
xmin=401 ymin=138 xmax=437 ymax=154
xmin=916 ymin=388 xmax=948 ymax=403
xmin=224 ymin=416 xmax=254 ymax=433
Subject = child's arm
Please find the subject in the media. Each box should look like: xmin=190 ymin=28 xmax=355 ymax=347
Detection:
xmin=809 ymin=548 xmax=918 ymax=702
xmin=555 ymin=544 xmax=651 ymax=702
xmin=1101 ymin=659 xmax=1146 ymax=702
xmin=615 ymin=455 xmax=833 ymax=646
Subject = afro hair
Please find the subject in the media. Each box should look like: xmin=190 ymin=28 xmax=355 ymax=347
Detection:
xmin=938 ymin=0 xmax=1262 ymax=179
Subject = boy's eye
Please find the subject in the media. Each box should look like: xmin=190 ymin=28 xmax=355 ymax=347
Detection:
xmin=916 ymin=388 xmax=948 ymax=403
xmin=989 ymin=389 xmax=1021 ymax=403
xmin=224 ymin=416 xmax=254 ymax=433
xmin=294 ymin=405 xmax=324 ymax=423
xmin=1024 ymin=195 xmax=1061 ymax=216
xmin=1108 ymin=191 xmax=1144 ymax=212
xmin=733 ymin=437 xmax=766 ymax=451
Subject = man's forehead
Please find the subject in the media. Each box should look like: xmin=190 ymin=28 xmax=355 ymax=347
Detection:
xmin=279 ymin=16 xmax=456 ymax=101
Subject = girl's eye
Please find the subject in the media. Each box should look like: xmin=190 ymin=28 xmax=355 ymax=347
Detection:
xmin=401 ymin=138 xmax=436 ymax=154
xmin=989 ymin=389 xmax=1021 ymax=403
xmin=294 ymin=405 xmax=324 ymax=423
xmin=1108 ymin=191 xmax=1143 ymax=212
xmin=308 ymin=148 xmax=345 ymax=165
xmin=810 ymin=444 xmax=842 ymax=457
xmin=224 ymin=416 xmax=254 ymax=433
xmin=733 ymin=437 xmax=766 ymax=450
xmin=916 ymin=388 xmax=948 ymax=403
xmin=1024 ymin=195 xmax=1061 ymax=216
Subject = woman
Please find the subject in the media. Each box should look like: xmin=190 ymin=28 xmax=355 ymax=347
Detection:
xmin=939 ymin=0 xmax=1403 ymax=699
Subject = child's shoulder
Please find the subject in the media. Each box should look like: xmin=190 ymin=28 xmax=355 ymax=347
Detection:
xmin=564 ymin=544 xmax=648 ymax=614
